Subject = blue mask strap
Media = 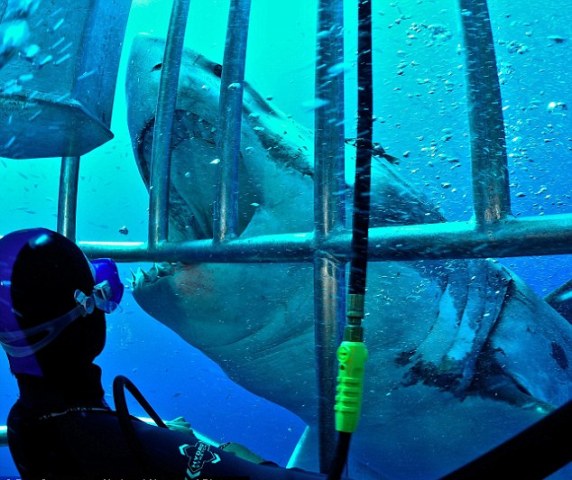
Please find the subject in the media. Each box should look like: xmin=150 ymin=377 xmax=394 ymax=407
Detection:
xmin=0 ymin=304 xmax=86 ymax=357
xmin=0 ymin=281 xmax=117 ymax=358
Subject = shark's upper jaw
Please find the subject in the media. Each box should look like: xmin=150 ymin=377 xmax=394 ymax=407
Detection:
xmin=127 ymin=35 xmax=306 ymax=243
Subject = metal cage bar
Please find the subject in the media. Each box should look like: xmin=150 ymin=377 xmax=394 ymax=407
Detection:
xmin=313 ymin=0 xmax=347 ymax=471
xmin=78 ymin=214 xmax=572 ymax=263
xmin=148 ymin=0 xmax=191 ymax=248
xmin=214 ymin=0 xmax=252 ymax=243
xmin=460 ymin=0 xmax=512 ymax=226
xmin=57 ymin=155 xmax=81 ymax=241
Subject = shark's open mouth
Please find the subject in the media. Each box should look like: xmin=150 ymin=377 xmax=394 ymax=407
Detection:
xmin=135 ymin=107 xmax=261 ymax=242
xmin=169 ymin=111 xmax=218 ymax=149
xmin=138 ymin=110 xmax=218 ymax=188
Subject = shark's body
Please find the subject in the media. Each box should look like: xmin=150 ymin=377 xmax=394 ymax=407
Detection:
xmin=126 ymin=35 xmax=572 ymax=479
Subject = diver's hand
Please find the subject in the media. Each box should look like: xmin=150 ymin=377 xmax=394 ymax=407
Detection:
xmin=164 ymin=416 xmax=193 ymax=435
xmin=164 ymin=419 xmax=269 ymax=465
xmin=219 ymin=442 xmax=267 ymax=464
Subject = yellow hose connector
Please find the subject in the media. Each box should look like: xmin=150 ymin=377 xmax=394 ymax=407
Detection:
xmin=334 ymin=340 xmax=368 ymax=433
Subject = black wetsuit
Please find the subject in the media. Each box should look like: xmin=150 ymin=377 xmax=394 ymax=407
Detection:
xmin=7 ymin=365 xmax=330 ymax=480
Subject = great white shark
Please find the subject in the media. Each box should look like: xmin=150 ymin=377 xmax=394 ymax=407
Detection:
xmin=126 ymin=34 xmax=572 ymax=479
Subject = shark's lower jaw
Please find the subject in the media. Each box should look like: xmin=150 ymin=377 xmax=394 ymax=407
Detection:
xmin=131 ymin=262 xmax=549 ymax=414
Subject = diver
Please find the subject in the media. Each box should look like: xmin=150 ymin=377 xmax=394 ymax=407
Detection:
xmin=0 ymin=227 xmax=343 ymax=480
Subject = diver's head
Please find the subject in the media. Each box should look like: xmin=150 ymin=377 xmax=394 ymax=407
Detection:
xmin=0 ymin=228 xmax=124 ymax=377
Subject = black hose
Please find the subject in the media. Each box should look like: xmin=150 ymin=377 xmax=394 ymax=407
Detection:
xmin=114 ymin=375 xmax=168 ymax=428
xmin=349 ymin=0 xmax=373 ymax=298
xmin=113 ymin=375 xmax=168 ymax=467
xmin=327 ymin=432 xmax=351 ymax=480
xmin=328 ymin=2 xmax=373 ymax=480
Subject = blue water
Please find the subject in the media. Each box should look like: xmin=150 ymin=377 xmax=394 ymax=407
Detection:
xmin=1 ymin=0 xmax=571 ymax=476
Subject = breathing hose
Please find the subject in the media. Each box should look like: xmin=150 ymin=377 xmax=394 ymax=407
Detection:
xmin=327 ymin=1 xmax=372 ymax=479
xmin=113 ymin=375 xmax=168 ymax=467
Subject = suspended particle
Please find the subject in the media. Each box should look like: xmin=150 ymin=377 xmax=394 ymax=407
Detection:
xmin=23 ymin=43 xmax=39 ymax=60
xmin=18 ymin=73 xmax=33 ymax=83
xmin=302 ymin=97 xmax=329 ymax=111
xmin=52 ymin=18 xmax=65 ymax=31
xmin=77 ymin=69 xmax=97 ymax=81
xmin=547 ymin=101 xmax=567 ymax=113
xmin=37 ymin=54 xmax=53 ymax=67
xmin=547 ymin=35 xmax=566 ymax=44
xmin=54 ymin=53 xmax=71 ymax=66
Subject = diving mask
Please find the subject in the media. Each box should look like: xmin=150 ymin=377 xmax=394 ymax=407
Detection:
xmin=0 ymin=257 xmax=124 ymax=358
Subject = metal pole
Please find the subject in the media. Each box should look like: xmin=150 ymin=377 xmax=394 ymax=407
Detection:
xmin=314 ymin=0 xmax=346 ymax=471
xmin=77 ymin=213 xmax=572 ymax=263
xmin=57 ymin=156 xmax=80 ymax=242
xmin=459 ymin=0 xmax=511 ymax=226
xmin=148 ymin=0 xmax=191 ymax=248
xmin=213 ymin=0 xmax=252 ymax=243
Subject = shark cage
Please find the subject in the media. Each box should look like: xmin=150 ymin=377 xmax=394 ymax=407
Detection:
xmin=0 ymin=0 xmax=571 ymax=479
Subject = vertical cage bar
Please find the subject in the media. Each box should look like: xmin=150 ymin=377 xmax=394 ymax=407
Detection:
xmin=459 ymin=0 xmax=512 ymax=225
xmin=314 ymin=0 xmax=346 ymax=472
xmin=214 ymin=0 xmax=252 ymax=243
xmin=148 ymin=0 xmax=191 ymax=248
xmin=57 ymin=156 xmax=80 ymax=242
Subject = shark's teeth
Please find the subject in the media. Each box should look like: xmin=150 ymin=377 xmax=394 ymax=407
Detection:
xmin=133 ymin=262 xmax=177 ymax=287
xmin=156 ymin=261 xmax=176 ymax=276
xmin=137 ymin=267 xmax=152 ymax=283
xmin=148 ymin=263 xmax=158 ymax=279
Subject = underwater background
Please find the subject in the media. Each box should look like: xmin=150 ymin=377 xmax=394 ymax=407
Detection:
xmin=0 ymin=0 xmax=570 ymax=476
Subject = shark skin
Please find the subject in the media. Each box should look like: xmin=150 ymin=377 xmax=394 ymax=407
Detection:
xmin=126 ymin=35 xmax=572 ymax=479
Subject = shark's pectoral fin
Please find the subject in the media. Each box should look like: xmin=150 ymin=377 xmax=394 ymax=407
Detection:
xmin=487 ymin=272 xmax=572 ymax=406
xmin=286 ymin=426 xmax=318 ymax=471
xmin=406 ymin=260 xmax=572 ymax=407
xmin=286 ymin=426 xmax=389 ymax=480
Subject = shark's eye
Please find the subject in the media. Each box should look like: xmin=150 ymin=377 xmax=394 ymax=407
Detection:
xmin=213 ymin=63 xmax=222 ymax=78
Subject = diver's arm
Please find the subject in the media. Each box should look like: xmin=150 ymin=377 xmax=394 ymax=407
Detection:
xmin=142 ymin=415 xmax=273 ymax=464
xmin=132 ymin=418 xmax=340 ymax=479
